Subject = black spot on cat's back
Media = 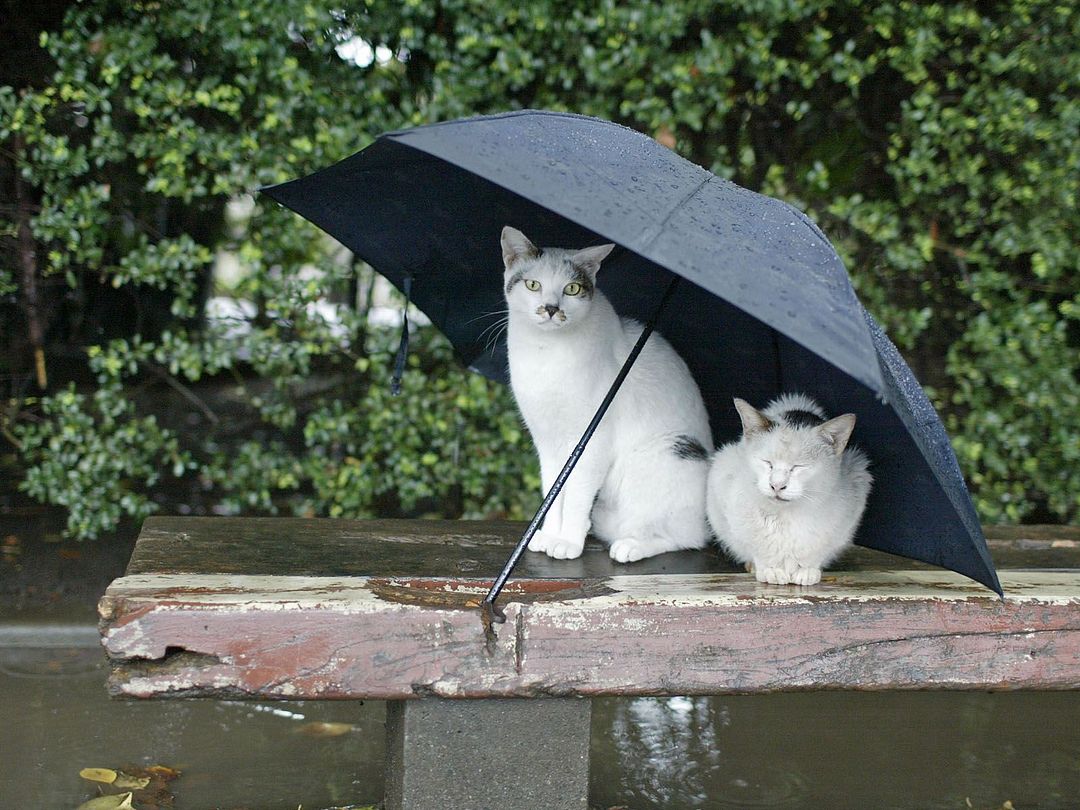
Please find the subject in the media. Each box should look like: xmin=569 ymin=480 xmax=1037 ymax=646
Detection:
xmin=672 ymin=434 xmax=709 ymax=461
xmin=782 ymin=409 xmax=826 ymax=429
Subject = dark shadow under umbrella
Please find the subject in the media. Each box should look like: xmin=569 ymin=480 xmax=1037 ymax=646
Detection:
xmin=261 ymin=110 xmax=1001 ymax=612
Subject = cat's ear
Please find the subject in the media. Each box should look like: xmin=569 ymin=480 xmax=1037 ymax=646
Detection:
xmin=570 ymin=243 xmax=615 ymax=279
xmin=733 ymin=398 xmax=773 ymax=436
xmin=501 ymin=226 xmax=539 ymax=270
xmin=818 ymin=413 xmax=856 ymax=454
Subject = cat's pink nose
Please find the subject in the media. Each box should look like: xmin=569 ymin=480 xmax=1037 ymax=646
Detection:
xmin=544 ymin=304 xmax=559 ymax=317
xmin=771 ymin=481 xmax=787 ymax=493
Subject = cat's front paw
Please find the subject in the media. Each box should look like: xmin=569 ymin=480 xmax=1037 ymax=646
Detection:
xmin=528 ymin=530 xmax=584 ymax=560
xmin=790 ymin=567 xmax=822 ymax=586
xmin=754 ymin=565 xmax=792 ymax=585
xmin=609 ymin=538 xmax=651 ymax=563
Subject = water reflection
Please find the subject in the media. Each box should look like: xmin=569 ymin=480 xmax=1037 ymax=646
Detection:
xmin=592 ymin=693 xmax=1080 ymax=809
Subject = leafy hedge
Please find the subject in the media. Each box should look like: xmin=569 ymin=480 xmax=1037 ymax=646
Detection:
xmin=1 ymin=0 xmax=1077 ymax=537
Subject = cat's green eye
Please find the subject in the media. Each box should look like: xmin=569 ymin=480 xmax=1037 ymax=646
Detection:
xmin=563 ymin=282 xmax=583 ymax=296
xmin=524 ymin=279 xmax=541 ymax=291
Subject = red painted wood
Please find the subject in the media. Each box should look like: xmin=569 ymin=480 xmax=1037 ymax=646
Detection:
xmin=99 ymin=570 xmax=1080 ymax=699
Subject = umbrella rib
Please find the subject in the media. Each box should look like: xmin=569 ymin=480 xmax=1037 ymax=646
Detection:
xmin=481 ymin=275 xmax=683 ymax=629
xmin=637 ymin=174 xmax=713 ymax=251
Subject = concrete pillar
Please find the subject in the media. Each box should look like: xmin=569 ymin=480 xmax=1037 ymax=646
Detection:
xmin=384 ymin=698 xmax=591 ymax=810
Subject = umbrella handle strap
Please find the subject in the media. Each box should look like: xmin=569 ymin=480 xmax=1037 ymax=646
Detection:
xmin=481 ymin=274 xmax=683 ymax=627
xmin=390 ymin=274 xmax=413 ymax=396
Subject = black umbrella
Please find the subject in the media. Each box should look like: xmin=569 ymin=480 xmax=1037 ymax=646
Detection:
xmin=262 ymin=110 xmax=1001 ymax=603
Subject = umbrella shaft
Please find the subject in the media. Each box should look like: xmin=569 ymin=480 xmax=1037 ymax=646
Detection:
xmin=482 ymin=275 xmax=683 ymax=619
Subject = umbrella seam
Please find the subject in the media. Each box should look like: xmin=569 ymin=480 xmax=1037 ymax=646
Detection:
xmin=638 ymin=174 xmax=714 ymax=252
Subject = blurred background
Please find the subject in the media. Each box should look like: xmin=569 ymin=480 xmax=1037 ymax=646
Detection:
xmin=1 ymin=3 xmax=1077 ymax=807
xmin=2 ymin=0 xmax=1077 ymax=538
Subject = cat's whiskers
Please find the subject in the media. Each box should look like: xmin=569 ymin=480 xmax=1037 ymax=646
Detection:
xmin=465 ymin=308 xmax=509 ymax=327
xmin=469 ymin=308 xmax=510 ymax=355
xmin=478 ymin=315 xmax=509 ymax=355
xmin=484 ymin=323 xmax=508 ymax=355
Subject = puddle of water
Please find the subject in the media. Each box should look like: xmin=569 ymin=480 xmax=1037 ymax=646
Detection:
xmin=0 ymin=637 xmax=384 ymax=809
xmin=591 ymin=692 xmax=1080 ymax=809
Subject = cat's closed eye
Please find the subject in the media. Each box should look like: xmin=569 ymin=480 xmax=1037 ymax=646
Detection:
xmin=524 ymin=279 xmax=541 ymax=291
xmin=563 ymin=282 xmax=583 ymax=296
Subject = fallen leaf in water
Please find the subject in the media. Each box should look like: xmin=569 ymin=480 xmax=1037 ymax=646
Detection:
xmin=76 ymin=763 xmax=180 ymax=810
xmin=75 ymin=793 xmax=134 ymax=810
xmin=296 ymin=721 xmax=354 ymax=737
xmin=145 ymin=764 xmax=181 ymax=778
xmin=79 ymin=768 xmax=118 ymax=784
xmin=113 ymin=773 xmax=151 ymax=790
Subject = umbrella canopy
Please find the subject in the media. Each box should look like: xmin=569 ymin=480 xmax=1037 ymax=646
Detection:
xmin=262 ymin=110 xmax=1000 ymax=595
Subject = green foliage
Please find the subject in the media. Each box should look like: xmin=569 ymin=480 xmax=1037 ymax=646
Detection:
xmin=16 ymin=381 xmax=189 ymax=538
xmin=1 ymin=0 xmax=1077 ymax=537
xmin=298 ymin=330 xmax=538 ymax=520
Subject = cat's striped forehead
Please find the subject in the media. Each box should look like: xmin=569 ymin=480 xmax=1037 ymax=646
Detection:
xmin=504 ymin=249 xmax=595 ymax=298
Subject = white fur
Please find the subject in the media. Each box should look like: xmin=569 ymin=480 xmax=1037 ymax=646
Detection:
xmin=501 ymin=226 xmax=712 ymax=562
xmin=706 ymin=393 xmax=872 ymax=585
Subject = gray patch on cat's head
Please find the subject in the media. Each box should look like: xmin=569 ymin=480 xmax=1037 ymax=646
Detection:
xmin=782 ymin=409 xmax=826 ymax=429
xmin=565 ymin=261 xmax=596 ymax=298
xmin=501 ymin=227 xmax=608 ymax=293
xmin=504 ymin=266 xmax=529 ymax=295
xmin=672 ymin=434 xmax=709 ymax=461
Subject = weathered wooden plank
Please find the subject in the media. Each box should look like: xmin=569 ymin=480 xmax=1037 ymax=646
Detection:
xmin=126 ymin=516 xmax=741 ymax=578
xmin=125 ymin=516 xmax=1080 ymax=578
xmin=99 ymin=570 xmax=1080 ymax=699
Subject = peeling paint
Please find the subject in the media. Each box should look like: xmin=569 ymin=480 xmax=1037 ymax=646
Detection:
xmin=100 ymin=569 xmax=1080 ymax=699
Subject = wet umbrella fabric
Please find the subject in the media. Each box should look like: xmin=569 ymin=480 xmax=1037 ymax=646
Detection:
xmin=261 ymin=110 xmax=1000 ymax=595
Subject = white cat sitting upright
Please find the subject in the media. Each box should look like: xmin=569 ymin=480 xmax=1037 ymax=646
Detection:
xmin=706 ymin=394 xmax=872 ymax=586
xmin=501 ymin=226 xmax=712 ymax=563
